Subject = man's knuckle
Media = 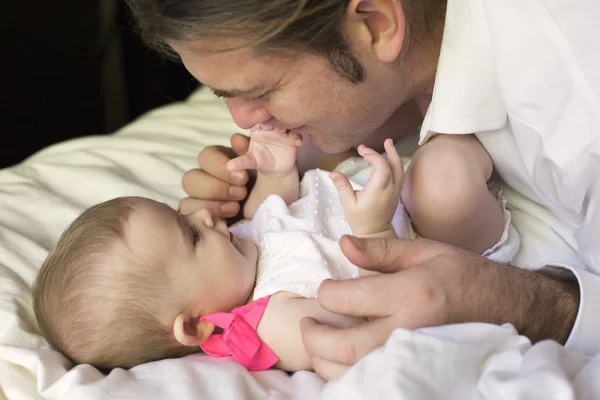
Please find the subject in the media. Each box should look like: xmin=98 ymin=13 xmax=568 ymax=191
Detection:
xmin=381 ymin=239 xmax=395 ymax=263
xmin=209 ymin=183 xmax=226 ymax=199
xmin=413 ymin=280 xmax=440 ymax=306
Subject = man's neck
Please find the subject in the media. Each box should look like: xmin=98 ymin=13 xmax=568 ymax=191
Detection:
xmin=402 ymin=3 xmax=446 ymax=104
xmin=414 ymin=94 xmax=433 ymax=117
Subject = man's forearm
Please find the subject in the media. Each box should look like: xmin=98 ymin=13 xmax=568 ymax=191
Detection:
xmin=243 ymin=167 xmax=299 ymax=219
xmin=475 ymin=261 xmax=580 ymax=344
xmin=519 ymin=267 xmax=579 ymax=344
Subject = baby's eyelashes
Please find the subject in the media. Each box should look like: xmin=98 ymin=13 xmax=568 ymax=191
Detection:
xmin=188 ymin=224 xmax=201 ymax=246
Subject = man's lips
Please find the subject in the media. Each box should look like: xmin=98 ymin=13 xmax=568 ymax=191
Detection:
xmin=254 ymin=121 xmax=305 ymax=134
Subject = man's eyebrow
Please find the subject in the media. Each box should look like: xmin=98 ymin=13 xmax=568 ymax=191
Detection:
xmin=210 ymin=85 xmax=266 ymax=99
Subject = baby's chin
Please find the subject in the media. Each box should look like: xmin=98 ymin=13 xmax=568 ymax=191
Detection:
xmin=234 ymin=238 xmax=258 ymax=263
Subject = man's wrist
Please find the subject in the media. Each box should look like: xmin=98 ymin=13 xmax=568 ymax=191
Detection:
xmin=522 ymin=269 xmax=579 ymax=344
xmin=471 ymin=261 xmax=579 ymax=344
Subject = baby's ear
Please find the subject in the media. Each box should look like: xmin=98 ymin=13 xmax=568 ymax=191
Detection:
xmin=173 ymin=314 xmax=215 ymax=347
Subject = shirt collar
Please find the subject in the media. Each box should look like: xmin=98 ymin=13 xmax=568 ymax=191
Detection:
xmin=420 ymin=0 xmax=507 ymax=140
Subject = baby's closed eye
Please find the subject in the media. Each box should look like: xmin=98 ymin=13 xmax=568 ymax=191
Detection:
xmin=188 ymin=224 xmax=201 ymax=246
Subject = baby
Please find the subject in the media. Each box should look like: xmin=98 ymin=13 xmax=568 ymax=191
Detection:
xmin=33 ymin=124 xmax=519 ymax=372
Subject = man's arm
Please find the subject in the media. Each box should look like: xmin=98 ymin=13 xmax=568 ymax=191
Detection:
xmin=300 ymin=235 xmax=580 ymax=380
xmin=470 ymin=261 xmax=579 ymax=344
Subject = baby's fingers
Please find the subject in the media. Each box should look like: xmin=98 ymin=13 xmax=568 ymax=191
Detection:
xmin=227 ymin=154 xmax=258 ymax=172
xmin=330 ymin=171 xmax=356 ymax=208
xmin=383 ymin=139 xmax=404 ymax=187
xmin=359 ymin=145 xmax=392 ymax=191
xmin=287 ymin=131 xmax=304 ymax=147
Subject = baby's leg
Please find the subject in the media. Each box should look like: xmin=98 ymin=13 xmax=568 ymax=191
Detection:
xmin=401 ymin=134 xmax=504 ymax=255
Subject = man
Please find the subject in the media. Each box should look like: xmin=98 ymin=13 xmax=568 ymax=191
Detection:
xmin=126 ymin=0 xmax=600 ymax=380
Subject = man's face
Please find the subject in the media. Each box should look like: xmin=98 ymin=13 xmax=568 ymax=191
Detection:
xmin=170 ymin=40 xmax=409 ymax=153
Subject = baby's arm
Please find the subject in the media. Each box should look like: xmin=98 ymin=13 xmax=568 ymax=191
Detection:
xmin=245 ymin=169 xmax=300 ymax=219
xmin=331 ymin=139 xmax=404 ymax=239
xmin=227 ymin=124 xmax=302 ymax=219
xmin=257 ymin=291 xmax=363 ymax=372
xmin=402 ymin=134 xmax=504 ymax=254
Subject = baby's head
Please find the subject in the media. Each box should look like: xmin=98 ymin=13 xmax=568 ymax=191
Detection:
xmin=33 ymin=196 xmax=257 ymax=369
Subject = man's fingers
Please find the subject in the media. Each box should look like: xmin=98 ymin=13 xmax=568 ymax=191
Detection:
xmin=316 ymin=275 xmax=401 ymax=318
xmin=182 ymin=169 xmax=247 ymax=201
xmin=231 ymin=133 xmax=250 ymax=156
xmin=227 ymin=154 xmax=258 ymax=172
xmin=301 ymin=316 xmax=396 ymax=367
xmin=197 ymin=145 xmax=248 ymax=185
xmin=339 ymin=235 xmax=411 ymax=272
xmin=330 ymin=171 xmax=356 ymax=207
xmin=177 ymin=197 xmax=240 ymax=218
xmin=340 ymin=235 xmax=445 ymax=272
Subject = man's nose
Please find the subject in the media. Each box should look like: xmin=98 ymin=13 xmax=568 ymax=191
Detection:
xmin=225 ymin=97 xmax=272 ymax=129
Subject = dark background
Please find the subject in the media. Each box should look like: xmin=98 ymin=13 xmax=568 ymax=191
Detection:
xmin=1 ymin=0 xmax=199 ymax=168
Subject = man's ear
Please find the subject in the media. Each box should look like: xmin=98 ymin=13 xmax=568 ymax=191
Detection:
xmin=173 ymin=313 xmax=215 ymax=347
xmin=346 ymin=0 xmax=406 ymax=63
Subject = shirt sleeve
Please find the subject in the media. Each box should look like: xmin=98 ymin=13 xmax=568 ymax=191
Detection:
xmin=538 ymin=264 xmax=600 ymax=355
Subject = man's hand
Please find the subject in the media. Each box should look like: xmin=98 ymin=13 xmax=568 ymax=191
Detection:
xmin=300 ymin=235 xmax=580 ymax=380
xmin=180 ymin=133 xmax=251 ymax=219
xmin=227 ymin=123 xmax=303 ymax=176
xmin=330 ymin=138 xmax=403 ymax=237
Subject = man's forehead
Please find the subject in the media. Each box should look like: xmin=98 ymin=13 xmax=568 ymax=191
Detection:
xmin=171 ymin=39 xmax=289 ymax=93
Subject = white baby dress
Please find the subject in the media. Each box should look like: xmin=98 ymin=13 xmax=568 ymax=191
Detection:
xmin=229 ymin=167 xmax=520 ymax=301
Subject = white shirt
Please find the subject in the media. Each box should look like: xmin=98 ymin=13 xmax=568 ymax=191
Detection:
xmin=421 ymin=0 xmax=600 ymax=355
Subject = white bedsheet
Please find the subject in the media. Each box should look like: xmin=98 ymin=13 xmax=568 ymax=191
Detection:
xmin=1 ymin=87 xmax=599 ymax=400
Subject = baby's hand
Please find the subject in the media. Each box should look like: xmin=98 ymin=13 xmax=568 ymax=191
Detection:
xmin=331 ymin=139 xmax=404 ymax=237
xmin=227 ymin=123 xmax=303 ymax=176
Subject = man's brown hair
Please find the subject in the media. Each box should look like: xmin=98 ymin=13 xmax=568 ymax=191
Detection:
xmin=125 ymin=0 xmax=446 ymax=83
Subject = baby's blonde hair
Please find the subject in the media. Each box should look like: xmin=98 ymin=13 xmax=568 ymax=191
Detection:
xmin=33 ymin=197 xmax=200 ymax=370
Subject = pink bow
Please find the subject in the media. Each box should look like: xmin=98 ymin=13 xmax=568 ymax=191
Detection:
xmin=199 ymin=296 xmax=279 ymax=371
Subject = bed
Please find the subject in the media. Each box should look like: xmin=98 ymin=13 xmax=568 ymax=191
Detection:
xmin=1 ymin=87 xmax=599 ymax=400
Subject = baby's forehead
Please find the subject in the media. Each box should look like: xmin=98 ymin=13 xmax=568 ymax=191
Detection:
xmin=122 ymin=199 xmax=181 ymax=265
xmin=127 ymin=198 xmax=176 ymax=227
